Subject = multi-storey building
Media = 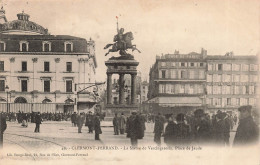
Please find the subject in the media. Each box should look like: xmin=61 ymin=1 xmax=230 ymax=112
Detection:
xmin=147 ymin=49 xmax=207 ymax=114
xmin=0 ymin=9 xmax=97 ymax=113
xmin=140 ymin=80 xmax=149 ymax=103
xmin=148 ymin=50 xmax=259 ymax=114
xmin=206 ymin=53 xmax=259 ymax=112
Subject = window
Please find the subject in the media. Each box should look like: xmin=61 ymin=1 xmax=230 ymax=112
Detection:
xmin=0 ymin=41 xmax=6 ymax=52
xmin=250 ymin=64 xmax=258 ymax=71
xmin=227 ymin=98 xmax=231 ymax=106
xmin=236 ymin=98 xmax=240 ymax=106
xmin=161 ymin=70 xmax=166 ymax=78
xmin=226 ymin=85 xmax=231 ymax=94
xmin=232 ymin=64 xmax=240 ymax=71
xmin=224 ymin=64 xmax=231 ymax=71
xmin=170 ymin=70 xmax=176 ymax=79
xmin=0 ymin=61 xmax=4 ymax=71
xmin=223 ymin=74 xmax=231 ymax=82
xmin=189 ymin=85 xmax=194 ymax=94
xmin=234 ymin=86 xmax=240 ymax=94
xmin=179 ymin=85 xmax=184 ymax=93
xmin=170 ymin=84 xmax=175 ymax=93
xmin=44 ymin=80 xmax=50 ymax=92
xmin=241 ymin=75 xmax=248 ymax=82
xmin=217 ymin=64 xmax=223 ymax=71
xmin=44 ymin=62 xmax=50 ymax=72
xmin=249 ymin=86 xmax=255 ymax=94
xmin=20 ymin=41 xmax=29 ymax=52
xmin=207 ymin=74 xmax=213 ymax=82
xmin=66 ymin=80 xmax=72 ymax=92
xmin=233 ymin=75 xmax=240 ymax=82
xmin=190 ymin=63 xmax=194 ymax=67
xmin=213 ymin=74 xmax=218 ymax=82
xmin=242 ymin=64 xmax=249 ymax=71
xmin=217 ymin=74 xmax=222 ymax=82
xmin=21 ymin=80 xmax=27 ymax=92
xmin=66 ymin=62 xmax=72 ymax=72
xmin=22 ymin=61 xmax=27 ymax=71
xmin=189 ymin=70 xmax=195 ymax=79
xmin=159 ymin=84 xmax=166 ymax=93
xmin=0 ymin=80 xmax=5 ymax=91
xmin=200 ymin=63 xmax=204 ymax=67
xmin=208 ymin=64 xmax=213 ymax=71
xmin=64 ymin=41 xmax=73 ymax=52
xmin=181 ymin=71 xmax=186 ymax=79
xmin=199 ymin=71 xmax=205 ymax=79
xmin=161 ymin=62 xmax=166 ymax=67
xmin=213 ymin=98 xmax=222 ymax=106
xmin=171 ymin=62 xmax=175 ymax=67
xmin=181 ymin=62 xmax=185 ymax=67
xmin=42 ymin=41 xmax=51 ymax=52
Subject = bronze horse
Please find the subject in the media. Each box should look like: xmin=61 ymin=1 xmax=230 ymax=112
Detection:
xmin=104 ymin=32 xmax=141 ymax=56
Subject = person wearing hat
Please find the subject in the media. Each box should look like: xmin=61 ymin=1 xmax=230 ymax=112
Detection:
xmin=85 ymin=111 xmax=94 ymax=133
xmin=71 ymin=112 xmax=77 ymax=127
xmin=164 ymin=115 xmax=176 ymax=146
xmin=193 ymin=109 xmax=212 ymax=144
xmin=174 ymin=113 xmax=191 ymax=145
xmin=94 ymin=113 xmax=102 ymax=140
xmin=34 ymin=112 xmax=42 ymax=133
xmin=113 ymin=113 xmax=119 ymax=135
xmin=233 ymin=105 xmax=259 ymax=146
xmin=153 ymin=113 xmax=164 ymax=146
xmin=213 ymin=112 xmax=227 ymax=145
xmin=126 ymin=111 xmax=142 ymax=147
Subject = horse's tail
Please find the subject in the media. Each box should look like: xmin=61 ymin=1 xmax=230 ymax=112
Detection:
xmin=104 ymin=44 xmax=113 ymax=49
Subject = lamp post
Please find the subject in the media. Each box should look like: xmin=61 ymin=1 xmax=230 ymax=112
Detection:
xmin=5 ymin=85 xmax=9 ymax=113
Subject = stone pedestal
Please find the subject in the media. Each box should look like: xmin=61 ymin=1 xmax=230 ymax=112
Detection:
xmin=105 ymin=56 xmax=139 ymax=116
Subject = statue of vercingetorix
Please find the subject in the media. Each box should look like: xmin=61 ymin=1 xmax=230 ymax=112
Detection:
xmin=104 ymin=17 xmax=141 ymax=57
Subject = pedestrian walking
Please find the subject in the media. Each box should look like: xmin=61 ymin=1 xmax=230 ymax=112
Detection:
xmin=34 ymin=112 xmax=42 ymax=133
xmin=233 ymin=105 xmax=259 ymax=146
xmin=126 ymin=111 xmax=143 ymax=147
xmin=174 ymin=113 xmax=191 ymax=145
xmin=77 ymin=113 xmax=85 ymax=133
xmin=164 ymin=115 xmax=176 ymax=146
xmin=153 ymin=113 xmax=164 ymax=146
xmin=85 ymin=111 xmax=94 ymax=133
xmin=71 ymin=112 xmax=77 ymax=127
xmin=113 ymin=113 xmax=119 ymax=135
xmin=119 ymin=113 xmax=126 ymax=134
xmin=193 ymin=109 xmax=212 ymax=144
xmin=94 ymin=113 xmax=102 ymax=140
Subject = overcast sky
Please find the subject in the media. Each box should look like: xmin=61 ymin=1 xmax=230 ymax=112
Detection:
xmin=2 ymin=0 xmax=260 ymax=81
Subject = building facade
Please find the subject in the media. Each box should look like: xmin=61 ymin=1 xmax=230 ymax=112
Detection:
xmin=206 ymin=53 xmax=259 ymax=112
xmin=148 ymin=49 xmax=259 ymax=114
xmin=0 ymin=9 xmax=97 ymax=113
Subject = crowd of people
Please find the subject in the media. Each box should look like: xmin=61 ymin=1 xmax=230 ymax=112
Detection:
xmin=0 ymin=105 xmax=259 ymax=147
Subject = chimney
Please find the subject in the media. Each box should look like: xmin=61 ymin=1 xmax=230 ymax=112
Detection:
xmin=201 ymin=48 xmax=207 ymax=58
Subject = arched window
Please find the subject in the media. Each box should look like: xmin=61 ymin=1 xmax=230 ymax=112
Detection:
xmin=14 ymin=97 xmax=27 ymax=103
xmin=0 ymin=41 xmax=6 ymax=52
xmin=42 ymin=41 xmax=51 ymax=52
xmin=19 ymin=41 xmax=29 ymax=52
xmin=64 ymin=41 xmax=73 ymax=52
xmin=42 ymin=98 xmax=52 ymax=103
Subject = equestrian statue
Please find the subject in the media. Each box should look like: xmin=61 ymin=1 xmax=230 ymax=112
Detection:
xmin=104 ymin=18 xmax=141 ymax=57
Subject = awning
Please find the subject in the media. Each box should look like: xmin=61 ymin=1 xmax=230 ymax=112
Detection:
xmin=156 ymin=97 xmax=202 ymax=107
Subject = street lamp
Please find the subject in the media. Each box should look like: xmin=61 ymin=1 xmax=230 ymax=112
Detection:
xmin=5 ymin=85 xmax=9 ymax=113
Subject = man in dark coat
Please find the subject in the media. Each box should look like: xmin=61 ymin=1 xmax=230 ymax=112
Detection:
xmin=94 ymin=113 xmax=102 ymax=140
xmin=71 ymin=112 xmax=77 ymax=127
xmin=214 ymin=112 xmax=226 ymax=145
xmin=193 ymin=109 xmax=212 ymax=144
xmin=34 ymin=112 xmax=42 ymax=133
xmin=164 ymin=115 xmax=176 ymax=146
xmin=153 ymin=113 xmax=164 ymax=146
xmin=174 ymin=113 xmax=191 ymax=145
xmin=113 ymin=113 xmax=119 ymax=135
xmin=0 ymin=113 xmax=7 ymax=148
xmin=77 ymin=113 xmax=85 ymax=133
xmin=119 ymin=113 xmax=126 ymax=134
xmin=126 ymin=111 xmax=143 ymax=147
xmin=233 ymin=105 xmax=259 ymax=146
xmin=85 ymin=111 xmax=94 ymax=133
